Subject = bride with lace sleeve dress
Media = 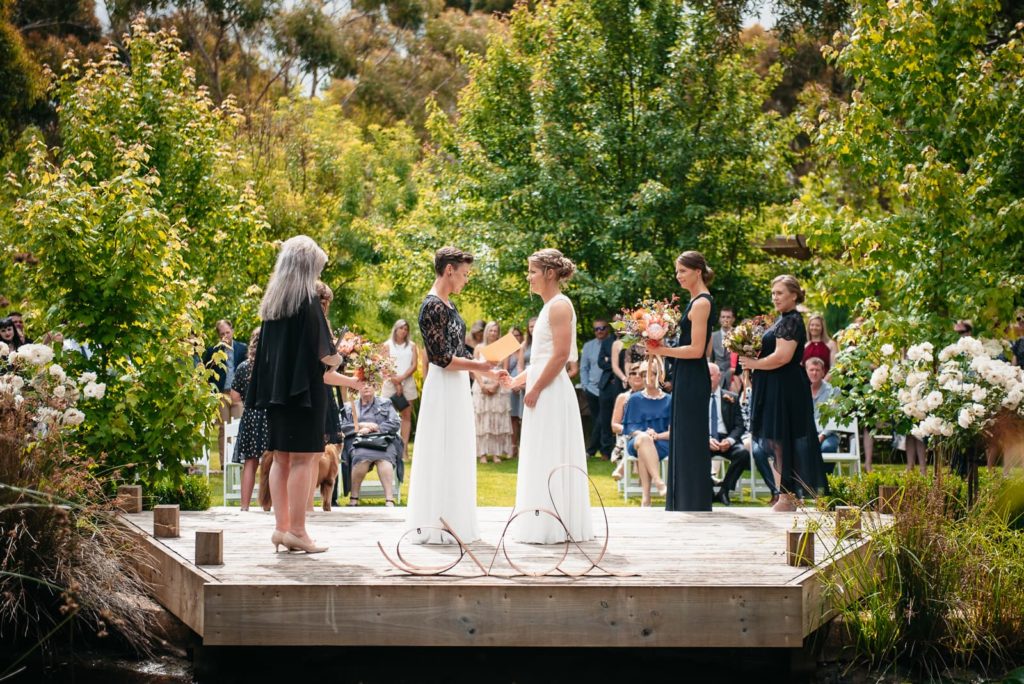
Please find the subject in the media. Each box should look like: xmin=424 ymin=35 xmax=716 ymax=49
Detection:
xmin=506 ymin=249 xmax=594 ymax=544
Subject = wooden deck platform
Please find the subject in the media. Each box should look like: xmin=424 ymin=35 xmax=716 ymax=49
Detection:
xmin=121 ymin=507 xmax=874 ymax=649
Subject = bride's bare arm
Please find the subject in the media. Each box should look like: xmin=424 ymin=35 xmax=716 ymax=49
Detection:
xmin=524 ymin=300 xmax=572 ymax=407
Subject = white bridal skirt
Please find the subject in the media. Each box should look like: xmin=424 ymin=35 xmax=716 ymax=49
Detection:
xmin=512 ymin=367 xmax=594 ymax=544
xmin=404 ymin=364 xmax=480 ymax=544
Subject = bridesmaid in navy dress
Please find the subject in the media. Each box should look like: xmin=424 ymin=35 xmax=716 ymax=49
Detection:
xmin=648 ymin=251 xmax=714 ymax=512
xmin=739 ymin=275 xmax=828 ymax=511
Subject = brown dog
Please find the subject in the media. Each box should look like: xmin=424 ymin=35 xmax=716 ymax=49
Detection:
xmin=259 ymin=444 xmax=341 ymax=512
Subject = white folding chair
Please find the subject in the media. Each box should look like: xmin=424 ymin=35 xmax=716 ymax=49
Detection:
xmin=821 ymin=416 xmax=862 ymax=477
xmin=221 ymin=420 xmax=243 ymax=504
xmin=620 ymin=454 xmax=669 ymax=501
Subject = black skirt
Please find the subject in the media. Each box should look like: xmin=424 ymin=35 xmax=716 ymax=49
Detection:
xmin=268 ymin=402 xmax=326 ymax=454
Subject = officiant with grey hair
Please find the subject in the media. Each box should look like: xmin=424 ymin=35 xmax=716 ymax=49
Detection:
xmin=340 ymin=383 xmax=404 ymax=507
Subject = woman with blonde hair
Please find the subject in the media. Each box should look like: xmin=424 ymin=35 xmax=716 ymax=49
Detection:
xmin=382 ymin=319 xmax=420 ymax=450
xmin=504 ymin=248 xmax=593 ymax=544
xmin=473 ymin=321 xmax=514 ymax=463
xmin=619 ymin=357 xmax=671 ymax=507
xmin=246 ymin=236 xmax=364 ymax=553
xmin=802 ymin=314 xmax=838 ymax=374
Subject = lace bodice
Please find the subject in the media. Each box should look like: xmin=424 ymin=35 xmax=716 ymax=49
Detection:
xmin=418 ymin=294 xmax=471 ymax=368
xmin=530 ymin=294 xmax=578 ymax=366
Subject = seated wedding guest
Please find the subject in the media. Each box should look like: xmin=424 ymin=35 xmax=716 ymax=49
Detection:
xmin=620 ymin=359 xmax=671 ymax=507
xmin=806 ymin=357 xmax=840 ymax=454
xmin=381 ymin=319 xmax=420 ymax=451
xmin=707 ymin=362 xmax=751 ymax=506
xmin=738 ymin=378 xmax=781 ymax=505
xmin=229 ymin=328 xmax=268 ymax=511
xmin=6 ymin=312 xmax=31 ymax=345
xmin=803 ymin=314 xmax=838 ymax=374
xmin=610 ymin=361 xmax=646 ymax=480
xmin=339 ymin=382 xmax=404 ymax=507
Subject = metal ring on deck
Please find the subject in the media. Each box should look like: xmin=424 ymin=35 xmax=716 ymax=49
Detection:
xmin=377 ymin=526 xmax=466 ymax=575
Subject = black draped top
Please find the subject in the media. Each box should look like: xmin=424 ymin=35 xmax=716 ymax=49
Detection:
xmin=418 ymin=294 xmax=472 ymax=368
xmin=246 ymin=297 xmax=333 ymax=409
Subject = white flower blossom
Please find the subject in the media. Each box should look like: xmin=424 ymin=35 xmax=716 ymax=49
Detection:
xmin=958 ymin=408 xmax=974 ymax=429
xmin=907 ymin=342 xmax=934 ymax=363
xmin=18 ymin=344 xmax=54 ymax=366
xmin=881 ymin=343 xmax=895 ymax=356
xmin=61 ymin=408 xmax=85 ymax=426
xmin=10 ymin=375 xmax=24 ymax=391
xmin=925 ymin=391 xmax=944 ymax=410
xmin=971 ymin=387 xmax=988 ymax=403
xmin=79 ymin=372 xmax=98 ymax=384
xmin=0 ymin=342 xmax=8 ymax=357
xmin=7 ymin=351 xmax=18 ymax=365
xmin=906 ymin=371 xmax=929 ymax=388
xmin=52 ymin=385 xmax=66 ymax=398
xmin=83 ymin=382 xmax=106 ymax=399
xmin=13 ymin=395 xmax=23 ymax=408
xmin=870 ymin=365 xmax=890 ymax=390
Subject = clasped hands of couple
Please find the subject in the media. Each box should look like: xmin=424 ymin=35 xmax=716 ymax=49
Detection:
xmin=492 ymin=365 xmax=547 ymax=408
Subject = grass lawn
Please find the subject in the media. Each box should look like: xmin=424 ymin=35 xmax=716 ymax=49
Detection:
xmin=209 ymin=450 xmax=783 ymax=509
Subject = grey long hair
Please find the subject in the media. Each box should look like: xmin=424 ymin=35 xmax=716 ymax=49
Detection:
xmin=259 ymin=235 xmax=328 ymax=321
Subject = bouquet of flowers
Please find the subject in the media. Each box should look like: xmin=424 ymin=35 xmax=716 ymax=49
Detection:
xmin=725 ymin=315 xmax=774 ymax=357
xmin=345 ymin=341 xmax=397 ymax=388
xmin=612 ymin=296 xmax=682 ymax=349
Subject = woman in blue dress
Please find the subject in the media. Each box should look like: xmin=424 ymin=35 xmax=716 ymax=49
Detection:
xmin=621 ymin=358 xmax=672 ymax=507
xmin=649 ymin=250 xmax=714 ymax=512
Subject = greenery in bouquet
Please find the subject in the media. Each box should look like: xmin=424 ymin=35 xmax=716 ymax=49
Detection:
xmin=893 ymin=336 xmax=1023 ymax=454
xmin=612 ymin=296 xmax=682 ymax=349
xmin=724 ymin=314 xmax=774 ymax=357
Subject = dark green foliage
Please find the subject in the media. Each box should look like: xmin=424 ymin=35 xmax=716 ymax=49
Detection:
xmin=150 ymin=473 xmax=212 ymax=510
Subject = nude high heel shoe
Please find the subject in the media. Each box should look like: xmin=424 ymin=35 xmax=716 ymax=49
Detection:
xmin=271 ymin=530 xmax=288 ymax=552
xmin=282 ymin=532 xmax=327 ymax=554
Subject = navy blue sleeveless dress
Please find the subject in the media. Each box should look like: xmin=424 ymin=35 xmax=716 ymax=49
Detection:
xmin=665 ymin=293 xmax=713 ymax=512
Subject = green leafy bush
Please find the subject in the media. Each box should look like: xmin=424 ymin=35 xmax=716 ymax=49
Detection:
xmin=150 ymin=474 xmax=212 ymax=511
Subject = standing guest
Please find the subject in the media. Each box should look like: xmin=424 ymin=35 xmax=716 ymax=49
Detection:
xmin=473 ymin=321 xmax=514 ymax=463
xmin=707 ymin=362 xmax=752 ymax=506
xmin=708 ymin=307 xmax=736 ymax=379
xmin=806 ymin=357 xmax=839 ymax=454
xmin=465 ymin=320 xmax=485 ymax=358
xmin=229 ymin=328 xmax=268 ymax=511
xmin=740 ymin=275 xmax=829 ymax=512
xmin=203 ymin=319 xmax=248 ymax=468
xmin=802 ymin=314 xmax=838 ymax=374
xmin=339 ymin=383 xmax=403 ymax=507
xmin=610 ymin=362 xmax=647 ymax=480
xmin=0 ymin=317 xmax=21 ymax=352
xmin=246 ymin=236 xmax=363 ymax=554
xmin=620 ymin=359 xmax=671 ymax=507
xmin=954 ymin=319 xmax=973 ymax=337
xmin=405 ymin=247 xmax=505 ymax=544
xmin=594 ymin=330 xmax=622 ymax=460
xmin=508 ymin=325 xmax=525 ymax=457
xmin=648 ymin=250 xmax=714 ymax=512
xmin=381 ymin=319 xmax=420 ymax=451
xmin=6 ymin=312 xmax=31 ymax=345
xmin=504 ymin=249 xmax=593 ymax=544
xmin=580 ymin=317 xmax=612 ymax=457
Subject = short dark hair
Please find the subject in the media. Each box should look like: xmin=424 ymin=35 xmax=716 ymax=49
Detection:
xmin=7 ymin=311 xmax=22 ymax=318
xmin=216 ymin=319 xmax=233 ymax=331
xmin=434 ymin=246 xmax=474 ymax=276
xmin=0 ymin=317 xmax=13 ymax=329
xmin=720 ymin=306 xmax=735 ymax=315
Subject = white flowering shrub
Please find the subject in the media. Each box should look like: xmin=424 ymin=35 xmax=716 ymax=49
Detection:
xmin=891 ymin=336 xmax=1024 ymax=449
xmin=0 ymin=343 xmax=105 ymax=445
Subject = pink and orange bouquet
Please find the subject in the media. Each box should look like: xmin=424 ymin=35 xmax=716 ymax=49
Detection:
xmin=346 ymin=342 xmax=396 ymax=387
xmin=725 ymin=315 xmax=774 ymax=357
xmin=613 ymin=296 xmax=682 ymax=349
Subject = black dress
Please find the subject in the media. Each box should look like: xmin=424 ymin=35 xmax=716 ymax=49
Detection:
xmin=749 ymin=309 xmax=828 ymax=498
xmin=246 ymin=297 xmax=333 ymax=453
xmin=665 ymin=293 xmax=713 ymax=512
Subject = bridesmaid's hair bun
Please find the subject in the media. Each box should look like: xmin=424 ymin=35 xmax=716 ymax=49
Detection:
xmin=530 ymin=248 xmax=576 ymax=281
xmin=676 ymin=250 xmax=714 ymax=285
xmin=772 ymin=274 xmax=806 ymax=304
xmin=434 ymin=246 xmax=475 ymax=276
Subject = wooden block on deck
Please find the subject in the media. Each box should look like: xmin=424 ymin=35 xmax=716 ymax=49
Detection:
xmin=117 ymin=484 xmax=143 ymax=514
xmin=835 ymin=506 xmax=862 ymax=537
xmin=195 ymin=529 xmax=223 ymax=566
xmin=877 ymin=485 xmax=899 ymax=514
xmin=786 ymin=529 xmax=814 ymax=567
xmin=153 ymin=504 xmax=180 ymax=538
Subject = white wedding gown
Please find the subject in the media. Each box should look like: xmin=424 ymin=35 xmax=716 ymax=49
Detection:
xmin=405 ymin=364 xmax=480 ymax=544
xmin=512 ymin=293 xmax=594 ymax=544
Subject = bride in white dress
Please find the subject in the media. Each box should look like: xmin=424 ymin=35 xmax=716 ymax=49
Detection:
xmin=405 ymin=247 xmax=505 ymax=544
xmin=504 ymin=249 xmax=594 ymax=544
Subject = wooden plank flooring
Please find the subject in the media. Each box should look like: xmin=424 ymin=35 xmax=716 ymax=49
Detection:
xmin=121 ymin=506 xmax=875 ymax=648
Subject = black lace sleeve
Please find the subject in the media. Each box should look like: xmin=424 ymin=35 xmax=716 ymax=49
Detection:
xmin=774 ymin=311 xmax=806 ymax=343
xmin=419 ymin=296 xmax=459 ymax=368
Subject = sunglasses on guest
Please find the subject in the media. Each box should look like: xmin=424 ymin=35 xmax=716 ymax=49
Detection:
xmin=593 ymin=325 xmax=609 ymax=332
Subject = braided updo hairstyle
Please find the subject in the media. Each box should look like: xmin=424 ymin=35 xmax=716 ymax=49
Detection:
xmin=529 ymin=248 xmax=576 ymax=282
xmin=771 ymin=274 xmax=806 ymax=304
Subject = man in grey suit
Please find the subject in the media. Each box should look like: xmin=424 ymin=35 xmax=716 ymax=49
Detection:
xmin=708 ymin=306 xmax=735 ymax=386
